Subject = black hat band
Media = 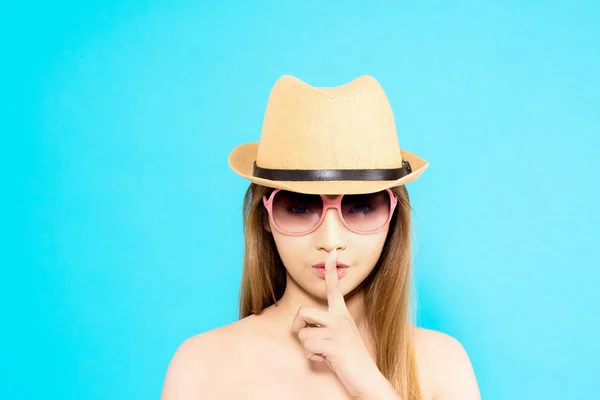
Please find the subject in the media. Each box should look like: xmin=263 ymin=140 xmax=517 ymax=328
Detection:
xmin=252 ymin=160 xmax=412 ymax=182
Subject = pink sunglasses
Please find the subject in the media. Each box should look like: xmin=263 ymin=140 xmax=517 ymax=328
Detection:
xmin=262 ymin=188 xmax=398 ymax=236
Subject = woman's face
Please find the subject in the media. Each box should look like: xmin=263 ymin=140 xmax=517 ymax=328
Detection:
xmin=266 ymin=193 xmax=390 ymax=299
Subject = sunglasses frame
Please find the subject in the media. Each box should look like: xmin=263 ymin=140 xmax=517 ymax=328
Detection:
xmin=262 ymin=188 xmax=398 ymax=236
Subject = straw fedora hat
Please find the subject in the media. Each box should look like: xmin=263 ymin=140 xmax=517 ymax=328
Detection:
xmin=228 ymin=74 xmax=429 ymax=195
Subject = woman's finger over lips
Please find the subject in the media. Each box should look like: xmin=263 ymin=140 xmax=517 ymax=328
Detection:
xmin=325 ymin=249 xmax=350 ymax=315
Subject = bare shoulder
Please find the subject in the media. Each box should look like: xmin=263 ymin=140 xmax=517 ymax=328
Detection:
xmin=410 ymin=326 xmax=481 ymax=400
xmin=160 ymin=318 xmax=255 ymax=400
xmin=160 ymin=329 xmax=223 ymax=399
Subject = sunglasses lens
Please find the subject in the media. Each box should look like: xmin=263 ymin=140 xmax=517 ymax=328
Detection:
xmin=341 ymin=191 xmax=392 ymax=232
xmin=270 ymin=190 xmax=393 ymax=234
xmin=271 ymin=191 xmax=323 ymax=234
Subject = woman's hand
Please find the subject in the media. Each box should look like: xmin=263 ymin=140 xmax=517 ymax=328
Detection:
xmin=291 ymin=249 xmax=398 ymax=399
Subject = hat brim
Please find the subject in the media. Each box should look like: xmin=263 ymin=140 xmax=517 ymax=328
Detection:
xmin=228 ymin=142 xmax=429 ymax=195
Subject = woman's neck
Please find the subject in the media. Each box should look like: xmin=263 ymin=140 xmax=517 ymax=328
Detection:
xmin=265 ymin=276 xmax=370 ymax=332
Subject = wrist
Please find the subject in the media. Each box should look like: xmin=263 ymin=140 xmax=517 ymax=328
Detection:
xmin=356 ymin=370 xmax=401 ymax=400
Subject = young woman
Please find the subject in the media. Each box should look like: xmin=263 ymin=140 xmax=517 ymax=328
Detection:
xmin=161 ymin=75 xmax=481 ymax=399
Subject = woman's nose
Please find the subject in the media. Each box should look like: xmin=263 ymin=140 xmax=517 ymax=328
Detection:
xmin=313 ymin=208 xmax=347 ymax=251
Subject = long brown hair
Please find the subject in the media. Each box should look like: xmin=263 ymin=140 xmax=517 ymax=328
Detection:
xmin=238 ymin=183 xmax=423 ymax=399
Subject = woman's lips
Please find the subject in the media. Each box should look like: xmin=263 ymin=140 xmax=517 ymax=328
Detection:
xmin=311 ymin=263 xmax=349 ymax=278
xmin=312 ymin=262 xmax=350 ymax=269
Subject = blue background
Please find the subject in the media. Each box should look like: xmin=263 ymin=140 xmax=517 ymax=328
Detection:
xmin=2 ymin=1 xmax=598 ymax=399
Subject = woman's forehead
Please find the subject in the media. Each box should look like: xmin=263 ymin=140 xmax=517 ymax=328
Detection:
xmin=286 ymin=191 xmax=341 ymax=198
xmin=274 ymin=189 xmax=381 ymax=198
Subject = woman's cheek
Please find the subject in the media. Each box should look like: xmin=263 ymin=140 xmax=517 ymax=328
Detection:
xmin=272 ymin=235 xmax=309 ymax=269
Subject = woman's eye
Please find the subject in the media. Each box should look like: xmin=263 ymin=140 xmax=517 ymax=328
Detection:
xmin=350 ymin=204 xmax=372 ymax=213
xmin=290 ymin=205 xmax=309 ymax=214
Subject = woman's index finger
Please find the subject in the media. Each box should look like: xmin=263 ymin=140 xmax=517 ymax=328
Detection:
xmin=325 ymin=249 xmax=348 ymax=314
